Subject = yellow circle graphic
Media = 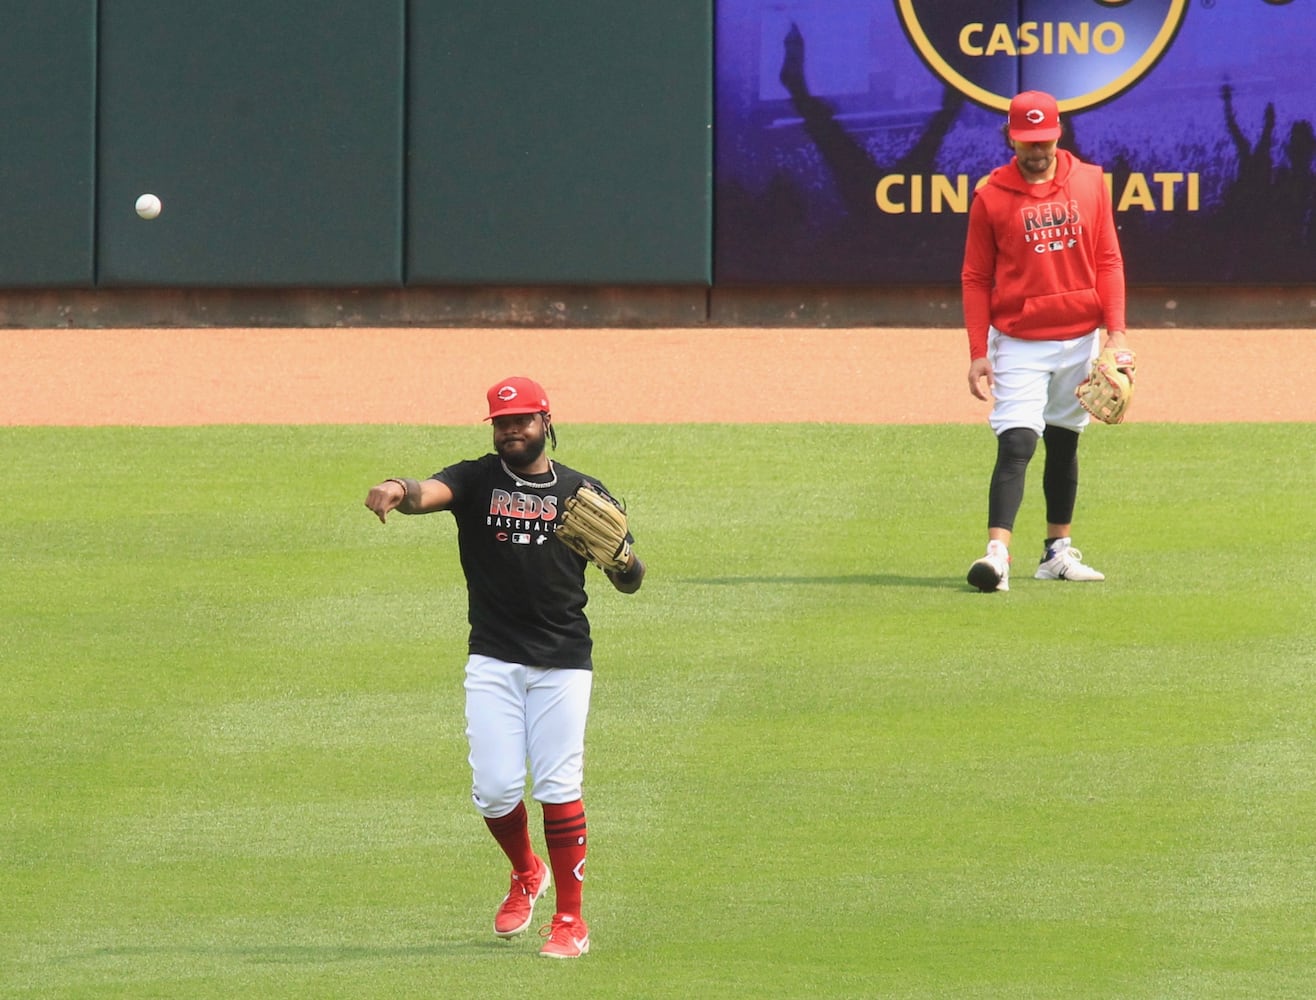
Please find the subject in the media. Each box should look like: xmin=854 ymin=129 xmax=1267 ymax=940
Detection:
xmin=895 ymin=0 xmax=1189 ymax=113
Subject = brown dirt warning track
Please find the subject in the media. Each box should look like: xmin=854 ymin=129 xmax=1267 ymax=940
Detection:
xmin=0 ymin=327 xmax=1311 ymax=426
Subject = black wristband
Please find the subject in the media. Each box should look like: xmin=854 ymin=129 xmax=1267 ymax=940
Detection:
xmin=613 ymin=558 xmax=642 ymax=584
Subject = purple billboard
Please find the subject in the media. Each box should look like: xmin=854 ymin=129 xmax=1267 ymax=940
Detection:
xmin=715 ymin=0 xmax=1316 ymax=284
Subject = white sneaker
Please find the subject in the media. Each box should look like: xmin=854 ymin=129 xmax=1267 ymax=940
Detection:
xmin=967 ymin=541 xmax=1010 ymax=592
xmin=1034 ymin=539 xmax=1105 ymax=581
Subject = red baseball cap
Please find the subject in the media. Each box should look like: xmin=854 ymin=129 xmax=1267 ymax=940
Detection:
xmin=1007 ymin=90 xmax=1062 ymax=142
xmin=485 ymin=376 xmax=551 ymax=420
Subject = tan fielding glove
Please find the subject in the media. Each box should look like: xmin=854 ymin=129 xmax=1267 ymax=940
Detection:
xmin=1076 ymin=347 xmax=1136 ymax=424
xmin=556 ymin=482 xmax=632 ymax=572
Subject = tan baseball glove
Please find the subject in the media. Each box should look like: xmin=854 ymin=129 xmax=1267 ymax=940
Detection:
xmin=1076 ymin=347 xmax=1136 ymax=424
xmin=556 ymin=482 xmax=632 ymax=573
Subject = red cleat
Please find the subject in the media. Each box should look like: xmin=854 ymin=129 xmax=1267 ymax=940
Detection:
xmin=493 ymin=856 xmax=550 ymax=938
xmin=538 ymin=913 xmax=590 ymax=959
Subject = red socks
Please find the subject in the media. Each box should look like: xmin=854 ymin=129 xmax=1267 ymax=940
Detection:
xmin=542 ymin=799 xmax=588 ymax=917
xmin=484 ymin=801 xmax=535 ymax=873
xmin=485 ymin=798 xmax=588 ymax=916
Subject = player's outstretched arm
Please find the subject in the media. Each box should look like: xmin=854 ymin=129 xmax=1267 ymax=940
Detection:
xmin=364 ymin=477 xmax=453 ymax=523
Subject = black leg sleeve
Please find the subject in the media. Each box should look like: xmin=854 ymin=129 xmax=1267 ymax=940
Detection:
xmin=1042 ymin=425 xmax=1080 ymax=526
xmin=988 ymin=427 xmax=1039 ymax=531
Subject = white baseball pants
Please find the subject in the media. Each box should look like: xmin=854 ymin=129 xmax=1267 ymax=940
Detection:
xmin=463 ymin=654 xmax=592 ymax=818
xmin=987 ymin=327 xmax=1100 ymax=435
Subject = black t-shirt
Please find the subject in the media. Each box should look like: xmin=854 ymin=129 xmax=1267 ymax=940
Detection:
xmin=434 ymin=454 xmax=617 ymax=669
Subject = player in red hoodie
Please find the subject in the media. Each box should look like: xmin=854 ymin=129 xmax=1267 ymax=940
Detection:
xmin=961 ymin=91 xmax=1131 ymax=593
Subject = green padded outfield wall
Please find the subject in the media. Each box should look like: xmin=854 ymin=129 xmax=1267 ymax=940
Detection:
xmin=96 ymin=0 xmax=404 ymax=287
xmin=1 ymin=2 xmax=711 ymax=291
xmin=0 ymin=3 xmax=96 ymax=287
xmin=406 ymin=2 xmax=713 ymax=285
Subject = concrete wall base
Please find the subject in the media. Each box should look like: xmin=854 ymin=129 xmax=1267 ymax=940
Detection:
xmin=2 ymin=284 xmax=1312 ymax=329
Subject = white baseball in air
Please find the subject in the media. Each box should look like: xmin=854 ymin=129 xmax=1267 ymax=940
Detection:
xmin=135 ymin=193 xmax=162 ymax=220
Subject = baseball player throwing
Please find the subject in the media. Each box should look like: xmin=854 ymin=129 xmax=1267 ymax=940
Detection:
xmin=962 ymin=91 xmax=1131 ymax=593
xmin=364 ymin=376 xmax=645 ymax=958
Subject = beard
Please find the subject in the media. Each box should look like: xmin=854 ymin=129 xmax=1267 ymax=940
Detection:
xmin=496 ymin=431 xmax=546 ymax=468
xmin=1017 ymin=150 xmax=1055 ymax=180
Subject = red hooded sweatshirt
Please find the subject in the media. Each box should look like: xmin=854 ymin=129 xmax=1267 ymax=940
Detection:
xmin=961 ymin=148 xmax=1126 ymax=361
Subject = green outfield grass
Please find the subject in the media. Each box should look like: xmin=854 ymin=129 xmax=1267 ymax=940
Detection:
xmin=3 ymin=423 xmax=1313 ymax=999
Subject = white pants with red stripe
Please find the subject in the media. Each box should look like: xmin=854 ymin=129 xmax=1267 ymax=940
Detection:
xmin=463 ymin=653 xmax=592 ymax=818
